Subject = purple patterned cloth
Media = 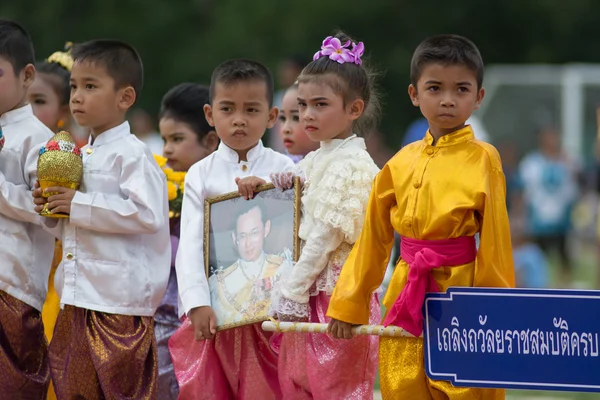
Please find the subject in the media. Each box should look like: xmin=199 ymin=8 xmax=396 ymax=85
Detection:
xmin=155 ymin=218 xmax=181 ymax=323
xmin=154 ymin=217 xmax=181 ymax=399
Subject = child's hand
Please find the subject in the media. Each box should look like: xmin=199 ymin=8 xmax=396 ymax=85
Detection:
xmin=327 ymin=318 xmax=354 ymax=339
xmin=270 ymin=172 xmax=296 ymax=191
xmin=236 ymin=176 xmax=266 ymax=200
xmin=189 ymin=306 xmax=217 ymax=341
xmin=43 ymin=186 xmax=76 ymax=215
xmin=32 ymin=181 xmax=47 ymax=213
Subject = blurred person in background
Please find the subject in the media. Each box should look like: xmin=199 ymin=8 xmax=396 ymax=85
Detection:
xmin=268 ymin=55 xmax=307 ymax=155
xmin=517 ymin=126 xmax=578 ymax=286
xmin=277 ymin=82 xmax=319 ymax=163
xmin=511 ymin=214 xmax=549 ymax=288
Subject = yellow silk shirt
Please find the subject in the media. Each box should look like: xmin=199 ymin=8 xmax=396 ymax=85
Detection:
xmin=328 ymin=126 xmax=515 ymax=324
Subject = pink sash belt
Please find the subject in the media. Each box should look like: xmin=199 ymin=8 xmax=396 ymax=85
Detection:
xmin=383 ymin=235 xmax=477 ymax=336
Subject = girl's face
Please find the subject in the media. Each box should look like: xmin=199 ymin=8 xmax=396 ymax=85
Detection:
xmin=27 ymin=73 xmax=69 ymax=131
xmin=278 ymin=88 xmax=319 ymax=156
xmin=297 ymin=78 xmax=363 ymax=142
xmin=159 ymin=117 xmax=218 ymax=172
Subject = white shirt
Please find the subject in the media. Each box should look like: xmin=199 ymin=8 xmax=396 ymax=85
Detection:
xmin=176 ymin=140 xmax=295 ymax=315
xmin=42 ymin=122 xmax=171 ymax=316
xmin=0 ymin=104 xmax=54 ymax=310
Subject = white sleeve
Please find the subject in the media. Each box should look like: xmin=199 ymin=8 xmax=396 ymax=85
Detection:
xmin=0 ymin=144 xmax=43 ymax=224
xmin=280 ymin=219 xmax=344 ymax=303
xmin=68 ymin=153 xmax=166 ymax=234
xmin=175 ymin=168 xmax=210 ymax=314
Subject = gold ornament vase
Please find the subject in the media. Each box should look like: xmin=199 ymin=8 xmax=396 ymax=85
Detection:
xmin=37 ymin=131 xmax=83 ymax=218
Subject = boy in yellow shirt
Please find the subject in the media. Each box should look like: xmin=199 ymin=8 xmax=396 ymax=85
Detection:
xmin=327 ymin=34 xmax=515 ymax=400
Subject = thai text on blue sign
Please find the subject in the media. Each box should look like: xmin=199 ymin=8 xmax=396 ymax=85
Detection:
xmin=424 ymin=287 xmax=600 ymax=393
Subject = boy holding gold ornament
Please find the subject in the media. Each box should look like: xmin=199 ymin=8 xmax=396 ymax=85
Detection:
xmin=32 ymin=39 xmax=170 ymax=399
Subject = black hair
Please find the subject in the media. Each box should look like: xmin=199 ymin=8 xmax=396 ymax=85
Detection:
xmin=410 ymin=34 xmax=484 ymax=89
xmin=35 ymin=61 xmax=70 ymax=106
xmin=234 ymin=201 xmax=268 ymax=232
xmin=159 ymin=83 xmax=213 ymax=144
xmin=209 ymin=58 xmax=274 ymax=107
xmin=298 ymin=30 xmax=381 ymax=135
xmin=0 ymin=19 xmax=34 ymax=74
xmin=70 ymin=39 xmax=143 ymax=99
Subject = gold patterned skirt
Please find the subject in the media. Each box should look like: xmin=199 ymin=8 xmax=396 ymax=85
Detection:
xmin=380 ymin=336 xmax=505 ymax=399
xmin=0 ymin=290 xmax=49 ymax=398
xmin=49 ymin=305 xmax=157 ymax=399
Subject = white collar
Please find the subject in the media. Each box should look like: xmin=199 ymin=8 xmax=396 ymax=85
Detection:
xmin=319 ymin=134 xmax=364 ymax=154
xmin=86 ymin=121 xmax=131 ymax=148
xmin=216 ymin=140 xmax=264 ymax=163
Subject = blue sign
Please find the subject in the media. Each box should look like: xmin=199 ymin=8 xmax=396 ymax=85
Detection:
xmin=424 ymin=287 xmax=600 ymax=393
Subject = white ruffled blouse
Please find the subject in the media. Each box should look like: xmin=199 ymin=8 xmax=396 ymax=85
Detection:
xmin=277 ymin=136 xmax=380 ymax=317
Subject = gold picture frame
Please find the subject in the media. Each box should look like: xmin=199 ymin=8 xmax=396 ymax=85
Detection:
xmin=204 ymin=177 xmax=301 ymax=331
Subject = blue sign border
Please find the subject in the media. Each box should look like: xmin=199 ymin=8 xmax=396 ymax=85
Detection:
xmin=424 ymin=287 xmax=600 ymax=393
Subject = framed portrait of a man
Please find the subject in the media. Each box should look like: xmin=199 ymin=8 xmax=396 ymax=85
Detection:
xmin=204 ymin=180 xmax=301 ymax=331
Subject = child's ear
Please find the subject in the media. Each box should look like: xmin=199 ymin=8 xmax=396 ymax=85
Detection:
xmin=474 ymin=87 xmax=485 ymax=110
xmin=22 ymin=64 xmax=35 ymax=89
xmin=348 ymin=98 xmax=365 ymax=121
xmin=203 ymin=131 xmax=219 ymax=152
xmin=408 ymin=84 xmax=419 ymax=107
xmin=267 ymin=107 xmax=279 ymax=129
xmin=118 ymin=86 xmax=136 ymax=110
xmin=204 ymin=104 xmax=215 ymax=127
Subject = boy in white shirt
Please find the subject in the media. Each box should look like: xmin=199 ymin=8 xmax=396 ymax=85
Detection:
xmin=0 ymin=19 xmax=55 ymax=398
xmin=169 ymin=59 xmax=294 ymax=399
xmin=32 ymin=39 xmax=170 ymax=399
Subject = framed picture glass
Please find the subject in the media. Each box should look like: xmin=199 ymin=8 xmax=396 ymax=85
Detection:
xmin=204 ymin=179 xmax=301 ymax=330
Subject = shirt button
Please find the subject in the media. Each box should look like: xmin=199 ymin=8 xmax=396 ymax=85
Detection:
xmin=404 ymin=220 xmax=412 ymax=228
xmin=86 ymin=148 xmax=93 ymax=155
xmin=241 ymin=164 xmax=248 ymax=172
xmin=426 ymin=148 xmax=434 ymax=155
xmin=413 ymin=181 xmax=421 ymax=189
xmin=66 ymin=252 xmax=73 ymax=260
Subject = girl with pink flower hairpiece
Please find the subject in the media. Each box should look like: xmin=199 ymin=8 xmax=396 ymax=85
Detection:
xmin=259 ymin=31 xmax=381 ymax=399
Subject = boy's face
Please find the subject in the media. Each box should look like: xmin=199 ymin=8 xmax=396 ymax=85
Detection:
xmin=70 ymin=61 xmax=134 ymax=136
xmin=0 ymin=56 xmax=34 ymax=115
xmin=408 ymin=63 xmax=484 ymax=135
xmin=232 ymin=206 xmax=271 ymax=262
xmin=204 ymin=80 xmax=277 ymax=157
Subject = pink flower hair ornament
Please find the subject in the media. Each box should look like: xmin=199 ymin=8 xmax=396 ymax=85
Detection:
xmin=313 ymin=36 xmax=365 ymax=65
